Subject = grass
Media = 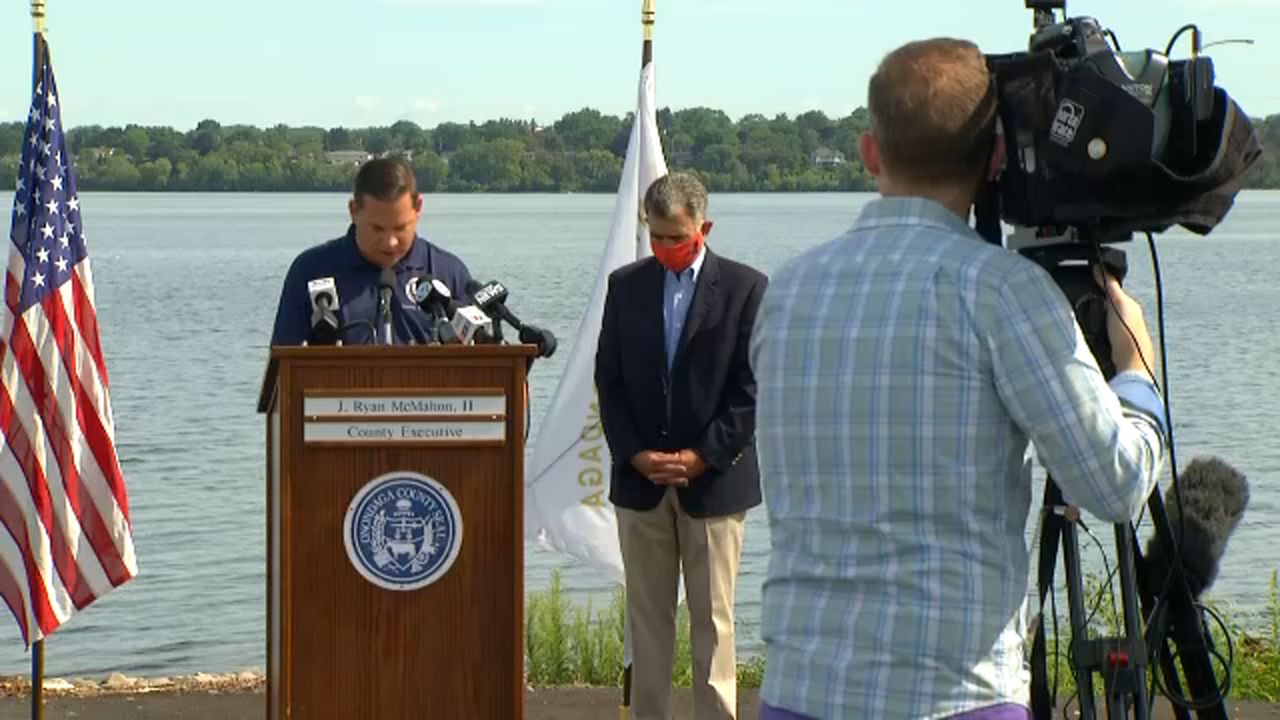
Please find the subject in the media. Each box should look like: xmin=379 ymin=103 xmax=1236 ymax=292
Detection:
xmin=523 ymin=571 xmax=765 ymax=688
xmin=524 ymin=568 xmax=1280 ymax=701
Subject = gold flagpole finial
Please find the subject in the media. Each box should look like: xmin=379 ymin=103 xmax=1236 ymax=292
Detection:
xmin=32 ymin=0 xmax=47 ymax=34
xmin=641 ymin=0 xmax=655 ymax=42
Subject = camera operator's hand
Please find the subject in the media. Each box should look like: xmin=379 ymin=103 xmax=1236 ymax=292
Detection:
xmin=1095 ymin=268 xmax=1156 ymax=381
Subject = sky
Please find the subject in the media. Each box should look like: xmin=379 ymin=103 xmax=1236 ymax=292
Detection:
xmin=2 ymin=0 xmax=1278 ymax=131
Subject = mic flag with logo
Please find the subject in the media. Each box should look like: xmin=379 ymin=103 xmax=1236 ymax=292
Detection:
xmin=0 ymin=34 xmax=138 ymax=647
xmin=525 ymin=58 xmax=668 ymax=584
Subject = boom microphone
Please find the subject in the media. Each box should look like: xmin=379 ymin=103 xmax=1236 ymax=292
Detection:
xmin=1143 ymin=456 xmax=1250 ymax=599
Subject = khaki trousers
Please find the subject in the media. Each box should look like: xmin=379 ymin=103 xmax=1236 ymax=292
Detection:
xmin=616 ymin=487 xmax=746 ymax=720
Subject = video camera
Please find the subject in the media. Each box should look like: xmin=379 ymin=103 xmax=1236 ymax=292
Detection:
xmin=972 ymin=0 xmax=1263 ymax=378
xmin=978 ymin=5 xmax=1262 ymax=720
xmin=978 ymin=0 xmax=1262 ymax=245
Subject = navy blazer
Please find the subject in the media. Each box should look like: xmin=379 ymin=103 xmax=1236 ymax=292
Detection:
xmin=270 ymin=225 xmax=472 ymax=346
xmin=594 ymin=249 xmax=766 ymax=518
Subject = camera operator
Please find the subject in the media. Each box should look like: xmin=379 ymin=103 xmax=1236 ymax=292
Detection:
xmin=748 ymin=38 xmax=1167 ymax=720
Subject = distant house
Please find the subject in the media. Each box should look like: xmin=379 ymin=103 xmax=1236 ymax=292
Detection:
xmin=92 ymin=146 xmax=117 ymax=161
xmin=374 ymin=149 xmax=415 ymax=163
xmin=811 ymin=147 xmax=847 ymax=167
xmin=325 ymin=150 xmax=372 ymax=166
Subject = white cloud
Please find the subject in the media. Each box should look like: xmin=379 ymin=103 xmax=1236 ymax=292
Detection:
xmin=355 ymin=96 xmax=380 ymax=111
xmin=414 ymin=98 xmax=443 ymax=113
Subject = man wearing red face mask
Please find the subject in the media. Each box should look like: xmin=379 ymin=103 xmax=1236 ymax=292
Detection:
xmin=595 ymin=172 xmax=767 ymax=720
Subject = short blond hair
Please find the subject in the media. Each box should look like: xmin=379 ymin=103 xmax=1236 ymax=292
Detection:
xmin=868 ymin=38 xmax=997 ymax=184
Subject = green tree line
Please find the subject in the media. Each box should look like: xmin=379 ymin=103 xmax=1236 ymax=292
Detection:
xmin=1 ymin=108 xmax=1277 ymax=193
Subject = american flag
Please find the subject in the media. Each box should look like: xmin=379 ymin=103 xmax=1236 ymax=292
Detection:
xmin=1 ymin=36 xmax=137 ymax=647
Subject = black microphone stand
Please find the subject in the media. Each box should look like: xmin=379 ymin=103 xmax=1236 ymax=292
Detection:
xmin=377 ymin=270 xmax=395 ymax=345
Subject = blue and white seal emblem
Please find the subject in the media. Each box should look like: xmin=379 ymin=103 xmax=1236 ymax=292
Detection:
xmin=343 ymin=471 xmax=463 ymax=591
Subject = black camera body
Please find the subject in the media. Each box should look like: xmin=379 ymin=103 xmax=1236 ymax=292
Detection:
xmin=971 ymin=7 xmax=1262 ymax=383
xmin=983 ymin=13 xmax=1261 ymax=244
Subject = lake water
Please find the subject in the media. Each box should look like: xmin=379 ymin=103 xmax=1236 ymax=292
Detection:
xmin=1 ymin=191 xmax=1277 ymax=677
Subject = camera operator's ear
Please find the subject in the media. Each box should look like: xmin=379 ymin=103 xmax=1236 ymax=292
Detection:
xmin=859 ymin=132 xmax=883 ymax=178
xmin=986 ymin=118 xmax=1007 ymax=181
xmin=987 ymin=134 xmax=1006 ymax=181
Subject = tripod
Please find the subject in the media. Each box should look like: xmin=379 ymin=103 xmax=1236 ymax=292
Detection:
xmin=1031 ymin=478 xmax=1230 ymax=720
xmin=1024 ymin=244 xmax=1230 ymax=720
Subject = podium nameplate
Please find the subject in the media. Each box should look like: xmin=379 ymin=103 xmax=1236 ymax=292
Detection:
xmin=304 ymin=419 xmax=506 ymax=445
xmin=303 ymin=390 xmax=505 ymax=418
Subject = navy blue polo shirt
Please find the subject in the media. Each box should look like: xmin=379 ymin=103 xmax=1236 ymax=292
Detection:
xmin=269 ymin=224 xmax=473 ymax=346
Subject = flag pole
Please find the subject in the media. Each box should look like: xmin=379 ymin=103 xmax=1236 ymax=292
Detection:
xmin=620 ymin=3 xmax=655 ymax=719
xmin=28 ymin=0 xmax=47 ymax=705
xmin=641 ymin=0 xmax=654 ymax=66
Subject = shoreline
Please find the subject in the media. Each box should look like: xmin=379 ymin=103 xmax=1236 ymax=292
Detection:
xmin=0 ymin=677 xmax=1277 ymax=720
xmin=0 ymin=671 xmax=265 ymax=698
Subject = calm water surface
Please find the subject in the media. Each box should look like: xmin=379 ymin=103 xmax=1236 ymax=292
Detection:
xmin=1 ymin=191 xmax=1277 ymax=677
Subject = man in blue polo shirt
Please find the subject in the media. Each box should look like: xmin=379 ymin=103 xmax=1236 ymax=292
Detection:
xmin=270 ymin=156 xmax=473 ymax=346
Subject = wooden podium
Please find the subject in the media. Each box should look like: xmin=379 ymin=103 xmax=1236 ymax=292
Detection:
xmin=257 ymin=345 xmax=536 ymax=719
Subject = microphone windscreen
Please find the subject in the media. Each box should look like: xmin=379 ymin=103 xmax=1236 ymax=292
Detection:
xmin=1144 ymin=456 xmax=1249 ymax=598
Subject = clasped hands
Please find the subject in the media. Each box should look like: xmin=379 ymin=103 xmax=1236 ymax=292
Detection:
xmin=630 ymin=449 xmax=707 ymax=487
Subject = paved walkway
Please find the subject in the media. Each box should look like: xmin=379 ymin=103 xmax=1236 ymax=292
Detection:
xmin=1 ymin=689 xmax=1277 ymax=719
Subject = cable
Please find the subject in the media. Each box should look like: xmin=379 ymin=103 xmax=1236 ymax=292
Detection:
xmin=1079 ymin=520 xmax=1120 ymax=632
xmin=1105 ymin=29 xmax=1123 ymax=52
xmin=1050 ymin=579 xmax=1062 ymax=716
xmin=1134 ymin=233 xmax=1235 ymax=712
xmin=1151 ymin=602 xmax=1235 ymax=708
xmin=524 ymin=378 xmax=532 ymax=443
xmin=341 ymin=319 xmax=378 ymax=338
xmin=1137 ymin=233 xmax=1189 ymax=653
xmin=1143 ymin=233 xmax=1183 ymax=555
xmin=1089 ymin=235 xmax=1205 ymax=715
xmin=1165 ymin=23 xmax=1202 ymax=58
xmin=1062 ymin=691 xmax=1079 ymax=720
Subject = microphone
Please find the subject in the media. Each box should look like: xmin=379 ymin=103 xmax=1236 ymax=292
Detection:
xmin=1143 ymin=456 xmax=1250 ymax=599
xmin=465 ymin=279 xmax=557 ymax=358
xmin=377 ymin=268 xmax=396 ymax=345
xmin=519 ymin=324 xmax=558 ymax=358
xmin=411 ymin=274 xmax=465 ymax=344
xmin=451 ymin=305 xmax=494 ymax=344
xmin=466 ymin=279 xmax=509 ymax=343
xmin=306 ymin=277 xmax=343 ymax=345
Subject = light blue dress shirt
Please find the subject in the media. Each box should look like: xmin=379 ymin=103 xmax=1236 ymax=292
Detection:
xmin=662 ymin=245 xmax=707 ymax=370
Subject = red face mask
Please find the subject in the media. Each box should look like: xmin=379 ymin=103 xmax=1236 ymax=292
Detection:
xmin=651 ymin=231 xmax=704 ymax=274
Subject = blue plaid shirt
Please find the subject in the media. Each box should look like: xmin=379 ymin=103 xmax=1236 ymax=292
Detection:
xmin=749 ymin=197 xmax=1165 ymax=719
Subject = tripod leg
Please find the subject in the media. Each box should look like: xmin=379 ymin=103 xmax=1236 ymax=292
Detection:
xmin=1142 ymin=490 xmax=1230 ymax=720
xmin=1061 ymin=515 xmax=1097 ymax=718
xmin=1116 ymin=523 xmax=1151 ymax=720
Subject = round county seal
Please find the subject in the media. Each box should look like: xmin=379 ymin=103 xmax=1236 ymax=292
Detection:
xmin=343 ymin=471 xmax=463 ymax=591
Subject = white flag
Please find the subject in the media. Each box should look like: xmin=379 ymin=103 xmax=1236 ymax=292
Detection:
xmin=526 ymin=60 xmax=668 ymax=583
